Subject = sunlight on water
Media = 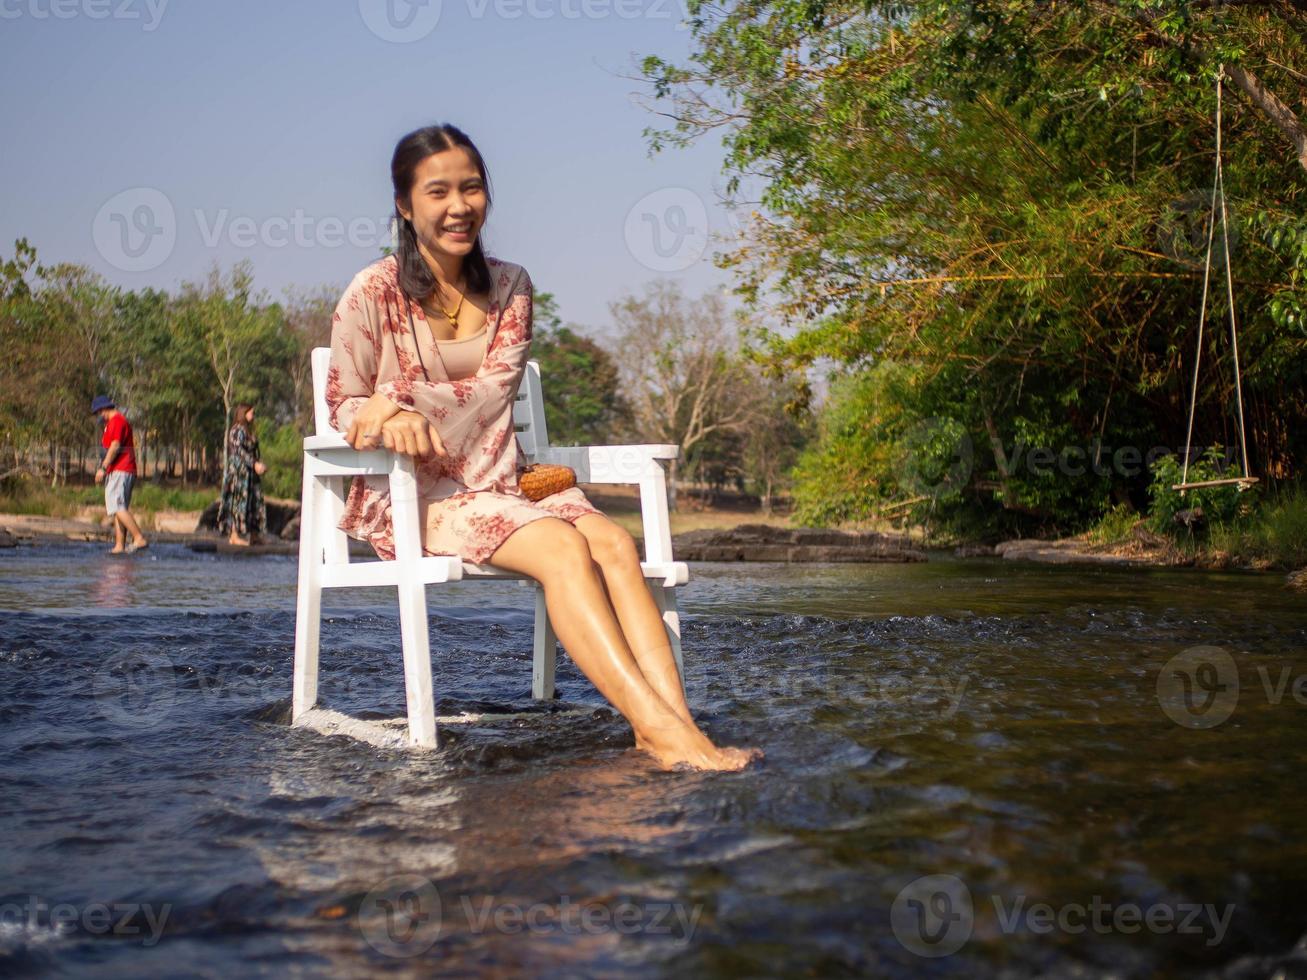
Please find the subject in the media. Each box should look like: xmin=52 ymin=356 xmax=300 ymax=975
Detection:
xmin=1 ymin=542 xmax=1305 ymax=976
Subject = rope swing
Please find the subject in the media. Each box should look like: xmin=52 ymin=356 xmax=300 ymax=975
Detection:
xmin=1175 ymin=64 xmax=1259 ymax=495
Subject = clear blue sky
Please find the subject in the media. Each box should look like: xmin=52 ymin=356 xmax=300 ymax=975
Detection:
xmin=0 ymin=0 xmax=751 ymax=334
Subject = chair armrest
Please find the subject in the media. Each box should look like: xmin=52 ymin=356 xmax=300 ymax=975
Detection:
xmin=534 ymin=444 xmax=679 ymax=484
xmin=534 ymin=444 xmax=680 ymax=565
xmin=304 ymin=432 xmax=352 ymax=451
xmin=303 ymin=432 xmax=396 ymax=477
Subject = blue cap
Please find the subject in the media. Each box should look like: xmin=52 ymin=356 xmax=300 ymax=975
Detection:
xmin=90 ymin=395 xmax=115 ymax=414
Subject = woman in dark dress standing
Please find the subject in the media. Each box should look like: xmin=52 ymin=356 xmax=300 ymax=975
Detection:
xmin=218 ymin=403 xmax=268 ymax=546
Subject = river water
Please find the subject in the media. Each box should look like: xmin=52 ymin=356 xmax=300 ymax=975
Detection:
xmin=1 ymin=542 xmax=1304 ymax=977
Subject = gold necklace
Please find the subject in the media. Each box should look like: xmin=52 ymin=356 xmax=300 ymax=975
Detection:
xmin=426 ymin=278 xmax=465 ymax=329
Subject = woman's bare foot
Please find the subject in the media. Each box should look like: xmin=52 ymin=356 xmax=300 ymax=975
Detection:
xmin=635 ymin=727 xmax=764 ymax=772
xmin=228 ymin=532 xmax=251 ymax=547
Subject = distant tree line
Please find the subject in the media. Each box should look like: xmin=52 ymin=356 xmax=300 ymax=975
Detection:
xmin=0 ymin=238 xmax=811 ymax=510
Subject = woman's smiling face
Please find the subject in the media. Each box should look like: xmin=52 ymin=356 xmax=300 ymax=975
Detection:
xmin=397 ymin=146 xmax=487 ymax=260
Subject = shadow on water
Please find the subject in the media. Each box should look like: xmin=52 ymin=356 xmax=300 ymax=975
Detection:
xmin=1 ymin=542 xmax=1305 ymax=976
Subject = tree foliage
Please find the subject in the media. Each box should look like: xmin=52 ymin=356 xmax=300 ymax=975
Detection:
xmin=640 ymin=0 xmax=1307 ymax=534
xmin=609 ymin=279 xmax=814 ymax=506
xmin=528 ymin=290 xmax=632 ymax=446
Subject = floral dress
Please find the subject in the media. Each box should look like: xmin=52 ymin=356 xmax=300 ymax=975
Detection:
xmin=218 ymin=423 xmax=267 ymax=538
xmin=325 ymin=252 xmax=603 ymax=564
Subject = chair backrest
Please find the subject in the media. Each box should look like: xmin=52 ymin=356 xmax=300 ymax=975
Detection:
xmin=310 ymin=347 xmax=551 ymax=459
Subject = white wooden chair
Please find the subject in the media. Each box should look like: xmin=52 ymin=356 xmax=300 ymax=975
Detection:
xmin=292 ymin=347 xmax=688 ymax=749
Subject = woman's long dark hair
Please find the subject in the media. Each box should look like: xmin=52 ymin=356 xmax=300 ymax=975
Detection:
xmin=231 ymin=403 xmax=254 ymax=434
xmin=392 ymin=124 xmax=494 ymax=303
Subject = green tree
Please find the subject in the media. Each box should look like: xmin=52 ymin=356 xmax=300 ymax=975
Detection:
xmin=530 ymin=290 xmax=631 ymax=446
xmin=639 ymin=0 xmax=1307 ymax=534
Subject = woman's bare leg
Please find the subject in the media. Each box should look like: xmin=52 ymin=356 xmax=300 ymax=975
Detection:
xmin=569 ymin=514 xmax=694 ymax=727
xmin=471 ymin=515 xmax=759 ymax=771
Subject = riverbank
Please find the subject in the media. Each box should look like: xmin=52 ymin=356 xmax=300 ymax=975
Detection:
xmin=4 ymin=480 xmax=1302 ymax=579
xmin=0 ymin=482 xmax=804 ymax=555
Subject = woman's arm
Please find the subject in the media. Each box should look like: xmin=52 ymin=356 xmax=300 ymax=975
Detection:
xmin=325 ymin=269 xmax=382 ymax=434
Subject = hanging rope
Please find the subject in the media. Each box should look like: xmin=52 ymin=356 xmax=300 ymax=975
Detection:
xmin=1176 ymin=64 xmax=1258 ymax=494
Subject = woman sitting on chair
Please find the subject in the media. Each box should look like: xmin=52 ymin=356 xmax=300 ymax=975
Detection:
xmin=326 ymin=123 xmax=761 ymax=772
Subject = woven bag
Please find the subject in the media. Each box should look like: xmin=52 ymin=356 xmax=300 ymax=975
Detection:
xmin=516 ymin=462 xmax=577 ymax=502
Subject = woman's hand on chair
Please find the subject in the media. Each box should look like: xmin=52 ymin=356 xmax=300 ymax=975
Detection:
xmin=381 ymin=411 xmax=447 ymax=458
xmin=346 ymin=392 xmax=403 ymax=450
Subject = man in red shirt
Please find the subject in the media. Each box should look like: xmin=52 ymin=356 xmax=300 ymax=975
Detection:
xmin=91 ymin=395 xmax=148 ymax=555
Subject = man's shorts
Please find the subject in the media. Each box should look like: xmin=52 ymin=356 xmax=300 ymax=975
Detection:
xmin=105 ymin=470 xmax=135 ymax=515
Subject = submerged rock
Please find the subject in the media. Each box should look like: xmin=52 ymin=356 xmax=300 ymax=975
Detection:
xmin=670 ymin=523 xmax=925 ymax=563
xmin=995 ymin=539 xmax=1146 ymax=566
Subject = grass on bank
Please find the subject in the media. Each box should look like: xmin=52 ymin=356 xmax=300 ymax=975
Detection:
xmin=0 ymin=477 xmax=217 ymax=519
xmin=1085 ymin=486 xmax=1307 ymax=569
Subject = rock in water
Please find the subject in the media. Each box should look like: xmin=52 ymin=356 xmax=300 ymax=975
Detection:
xmin=670 ymin=523 xmax=925 ymax=563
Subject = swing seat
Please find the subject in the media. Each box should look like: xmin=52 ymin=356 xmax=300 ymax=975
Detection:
xmin=1174 ymin=67 xmax=1259 ymax=498
xmin=1171 ymin=476 xmax=1260 ymax=492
